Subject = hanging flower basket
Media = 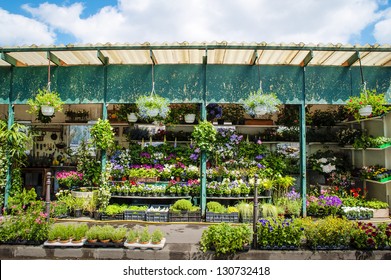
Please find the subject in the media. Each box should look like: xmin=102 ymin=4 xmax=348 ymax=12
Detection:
xmin=136 ymin=94 xmax=170 ymax=121
xmin=27 ymin=88 xmax=64 ymax=123
xmin=345 ymin=88 xmax=390 ymax=121
xmin=243 ymin=91 xmax=281 ymax=118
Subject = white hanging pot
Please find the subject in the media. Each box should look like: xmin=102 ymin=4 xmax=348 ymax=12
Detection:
xmin=184 ymin=113 xmax=196 ymax=124
xmin=41 ymin=105 xmax=55 ymax=116
xmin=359 ymin=105 xmax=372 ymax=117
xmin=147 ymin=108 xmax=159 ymax=117
xmin=127 ymin=113 xmax=138 ymax=123
xmin=254 ymin=105 xmax=268 ymax=116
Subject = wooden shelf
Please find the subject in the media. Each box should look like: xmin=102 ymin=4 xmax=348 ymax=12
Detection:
xmin=341 ymin=116 xmax=384 ymax=124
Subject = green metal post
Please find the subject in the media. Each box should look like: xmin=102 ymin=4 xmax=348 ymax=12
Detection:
xmin=101 ymin=64 xmax=108 ymax=173
xmin=200 ymin=50 xmax=207 ymax=216
xmin=4 ymin=68 xmax=14 ymax=209
xmin=300 ymin=67 xmax=307 ymax=217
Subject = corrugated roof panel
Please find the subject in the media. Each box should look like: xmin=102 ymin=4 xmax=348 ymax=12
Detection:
xmin=309 ymin=50 xmax=335 ymax=65
xmin=0 ymin=60 xmax=9 ymax=66
xmin=9 ymin=51 xmax=47 ymax=66
xmin=102 ymin=50 xmax=150 ymax=64
xmin=359 ymin=52 xmax=391 ymax=66
xmin=322 ymin=51 xmax=355 ymax=65
xmin=223 ymin=49 xmax=254 ymax=64
xmin=288 ymin=50 xmax=311 ymax=65
xmin=51 ymin=50 xmax=101 ymax=65
xmin=258 ymin=50 xmax=289 ymax=65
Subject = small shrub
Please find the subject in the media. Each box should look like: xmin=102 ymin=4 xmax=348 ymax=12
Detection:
xmin=206 ymin=201 xmax=226 ymax=213
xmin=171 ymin=199 xmax=193 ymax=211
xmin=126 ymin=229 xmax=139 ymax=243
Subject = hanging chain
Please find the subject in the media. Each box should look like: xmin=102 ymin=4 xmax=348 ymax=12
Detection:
xmin=257 ymin=61 xmax=263 ymax=94
xmin=47 ymin=57 xmax=51 ymax=92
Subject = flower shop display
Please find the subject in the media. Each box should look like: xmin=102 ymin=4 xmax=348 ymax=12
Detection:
xmin=123 ymin=205 xmax=148 ymax=221
xmin=200 ymin=223 xmax=252 ymax=256
xmin=306 ymin=194 xmax=342 ymax=217
xmin=136 ymin=93 xmax=170 ymax=121
xmin=117 ymin=103 xmax=139 ymax=122
xmin=64 ymin=109 xmax=89 ymax=123
xmin=221 ymin=103 xmax=245 ymax=124
xmin=44 ymin=223 xmax=88 ymax=247
xmin=243 ymin=91 xmax=281 ymax=117
xmin=27 ymin=88 xmax=64 ymax=123
xmin=345 ymin=88 xmax=390 ymax=121
xmin=257 ymin=217 xmax=304 ymax=250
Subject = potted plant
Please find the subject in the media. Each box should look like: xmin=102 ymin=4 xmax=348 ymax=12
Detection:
xmin=151 ymin=228 xmax=164 ymax=244
xmin=243 ymin=91 xmax=281 ymax=117
xmin=345 ymin=88 xmax=390 ymax=121
xmin=90 ymin=118 xmax=115 ymax=150
xmin=27 ymin=88 xmax=64 ymax=123
xmin=117 ymin=103 xmax=139 ymax=123
xmin=206 ymin=103 xmax=223 ymax=122
xmin=191 ymin=120 xmax=217 ymax=152
xmin=222 ymin=103 xmax=245 ymax=124
xmin=136 ymin=93 xmax=170 ymax=122
xmin=126 ymin=229 xmax=139 ymax=244
xmin=138 ymin=227 xmax=151 ymax=244
xmin=56 ymin=170 xmax=83 ymax=189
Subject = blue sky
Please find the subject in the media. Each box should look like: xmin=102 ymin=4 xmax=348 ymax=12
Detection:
xmin=0 ymin=0 xmax=390 ymax=46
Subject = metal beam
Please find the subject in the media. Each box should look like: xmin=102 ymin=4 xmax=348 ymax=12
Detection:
xmin=1 ymin=52 xmax=26 ymax=66
xmin=47 ymin=51 xmax=67 ymax=66
xmin=342 ymin=51 xmax=360 ymax=67
xmin=249 ymin=50 xmax=258 ymax=65
xmin=1 ymin=44 xmax=390 ymax=53
xmin=150 ymin=49 xmax=158 ymax=65
xmin=300 ymin=50 xmax=313 ymax=67
xmin=97 ymin=50 xmax=109 ymax=65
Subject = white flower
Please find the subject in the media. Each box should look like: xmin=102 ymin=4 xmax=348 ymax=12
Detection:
xmin=317 ymin=158 xmax=328 ymax=164
xmin=322 ymin=163 xmax=336 ymax=173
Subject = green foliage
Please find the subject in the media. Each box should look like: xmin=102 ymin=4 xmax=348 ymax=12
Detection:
xmin=110 ymin=226 xmax=127 ymax=241
xmin=151 ymin=228 xmax=164 ymax=243
xmin=200 ymin=223 xmax=252 ymax=256
xmin=72 ymin=224 xmax=89 ymax=241
xmin=85 ymin=225 xmax=100 ymax=241
xmin=243 ymin=91 xmax=281 ymax=117
xmin=126 ymin=229 xmax=139 ymax=242
xmin=97 ymin=225 xmax=115 ymax=241
xmin=260 ymin=203 xmax=278 ymax=218
xmin=138 ymin=227 xmax=151 ymax=243
xmin=7 ymin=188 xmax=38 ymax=214
xmin=235 ymin=201 xmax=253 ymax=222
xmin=105 ymin=204 xmax=123 ymax=215
xmin=90 ymin=119 xmax=115 ymax=150
xmin=192 ymin=120 xmax=217 ymax=152
xmin=206 ymin=201 xmax=226 ymax=213
xmin=350 ymin=221 xmax=391 ymax=249
xmin=171 ymin=199 xmax=193 ymax=211
xmin=363 ymin=200 xmax=389 ymax=209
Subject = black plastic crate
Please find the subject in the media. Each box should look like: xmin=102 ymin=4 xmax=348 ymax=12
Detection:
xmin=100 ymin=213 xmax=124 ymax=220
xmin=188 ymin=211 xmax=202 ymax=222
xmin=206 ymin=212 xmax=239 ymax=223
xmin=146 ymin=211 xmax=169 ymax=222
xmin=124 ymin=210 xmax=146 ymax=221
xmin=169 ymin=211 xmax=189 ymax=222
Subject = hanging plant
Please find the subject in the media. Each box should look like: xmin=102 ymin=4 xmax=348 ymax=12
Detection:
xmin=135 ymin=94 xmax=170 ymax=122
xmin=27 ymin=88 xmax=64 ymax=123
xmin=243 ymin=91 xmax=281 ymax=118
xmin=191 ymin=120 xmax=217 ymax=152
xmin=345 ymin=88 xmax=390 ymax=121
xmin=90 ymin=119 xmax=115 ymax=150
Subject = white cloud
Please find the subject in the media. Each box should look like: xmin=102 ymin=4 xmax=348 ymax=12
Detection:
xmin=0 ymin=8 xmax=55 ymax=46
xmin=1 ymin=0 xmax=388 ymax=45
xmin=374 ymin=7 xmax=391 ymax=43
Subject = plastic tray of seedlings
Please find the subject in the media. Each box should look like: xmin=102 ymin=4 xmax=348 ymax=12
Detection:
xmin=124 ymin=238 xmax=166 ymax=250
xmin=44 ymin=239 xmax=86 ymax=248
xmin=83 ymin=240 xmax=124 ymax=248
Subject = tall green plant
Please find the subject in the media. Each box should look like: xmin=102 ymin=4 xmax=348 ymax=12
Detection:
xmin=90 ymin=119 xmax=115 ymax=150
xmin=191 ymin=120 xmax=217 ymax=152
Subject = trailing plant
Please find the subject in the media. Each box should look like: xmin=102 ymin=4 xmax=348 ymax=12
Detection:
xmin=192 ymin=120 xmax=217 ymax=152
xmin=243 ymin=91 xmax=281 ymax=117
xmin=27 ymin=88 xmax=64 ymax=123
xmin=90 ymin=119 xmax=115 ymax=150
xmin=136 ymin=93 xmax=170 ymax=121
